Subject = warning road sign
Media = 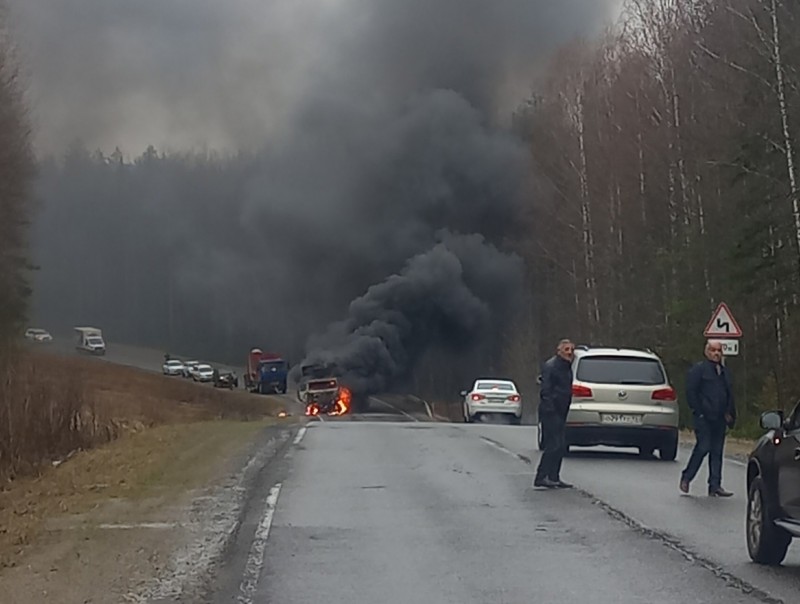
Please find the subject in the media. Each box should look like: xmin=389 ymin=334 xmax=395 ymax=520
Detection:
xmin=703 ymin=302 xmax=743 ymax=338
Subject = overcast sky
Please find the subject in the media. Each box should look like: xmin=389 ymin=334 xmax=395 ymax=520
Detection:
xmin=7 ymin=0 xmax=620 ymax=156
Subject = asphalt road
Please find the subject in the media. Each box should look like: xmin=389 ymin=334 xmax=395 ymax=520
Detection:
xmin=204 ymin=421 xmax=799 ymax=604
xmin=39 ymin=339 xmax=800 ymax=600
xmin=42 ymin=338 xmax=244 ymax=375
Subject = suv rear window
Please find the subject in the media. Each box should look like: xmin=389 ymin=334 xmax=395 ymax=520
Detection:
xmin=576 ymin=356 xmax=665 ymax=385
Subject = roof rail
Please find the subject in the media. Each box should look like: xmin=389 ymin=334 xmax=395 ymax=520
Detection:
xmin=575 ymin=344 xmax=591 ymax=351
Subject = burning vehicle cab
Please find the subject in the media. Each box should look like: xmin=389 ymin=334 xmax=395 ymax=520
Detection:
xmin=303 ymin=377 xmax=339 ymax=409
xmin=298 ymin=362 xmax=351 ymax=416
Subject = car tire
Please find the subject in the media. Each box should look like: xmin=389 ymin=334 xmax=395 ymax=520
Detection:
xmin=638 ymin=446 xmax=655 ymax=458
xmin=747 ymin=476 xmax=792 ymax=566
xmin=659 ymin=432 xmax=678 ymax=461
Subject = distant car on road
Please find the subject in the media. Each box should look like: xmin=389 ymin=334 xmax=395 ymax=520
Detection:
xmin=214 ymin=369 xmax=239 ymax=390
xmin=746 ymin=404 xmax=800 ymax=566
xmin=182 ymin=360 xmax=199 ymax=378
xmin=74 ymin=326 xmax=106 ymax=355
xmin=461 ymin=379 xmax=522 ymax=425
xmin=192 ymin=363 xmax=214 ymax=382
xmin=24 ymin=328 xmax=53 ymax=343
xmin=162 ymin=359 xmax=185 ymax=376
xmin=539 ymin=346 xmax=679 ymax=461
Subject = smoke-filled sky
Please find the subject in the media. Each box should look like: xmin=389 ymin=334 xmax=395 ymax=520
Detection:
xmin=16 ymin=0 xmax=618 ymax=395
xmin=9 ymin=0 xmax=618 ymax=155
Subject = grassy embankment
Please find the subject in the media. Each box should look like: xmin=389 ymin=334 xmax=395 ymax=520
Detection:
xmin=0 ymin=349 xmax=291 ymax=566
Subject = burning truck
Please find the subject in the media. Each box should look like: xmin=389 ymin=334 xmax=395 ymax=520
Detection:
xmin=297 ymin=362 xmax=352 ymax=417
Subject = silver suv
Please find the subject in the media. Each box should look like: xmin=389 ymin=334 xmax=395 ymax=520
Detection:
xmin=538 ymin=346 xmax=679 ymax=461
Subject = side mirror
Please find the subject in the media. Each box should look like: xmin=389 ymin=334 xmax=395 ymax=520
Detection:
xmin=760 ymin=410 xmax=784 ymax=431
xmin=536 ymin=375 xmax=542 ymax=385
xmin=459 ymin=390 xmax=467 ymax=397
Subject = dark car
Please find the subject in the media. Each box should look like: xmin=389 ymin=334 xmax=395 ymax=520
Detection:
xmin=745 ymin=403 xmax=800 ymax=565
xmin=214 ymin=370 xmax=239 ymax=390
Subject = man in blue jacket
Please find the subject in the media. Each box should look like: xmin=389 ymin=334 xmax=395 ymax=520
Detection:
xmin=680 ymin=340 xmax=736 ymax=497
xmin=534 ymin=339 xmax=575 ymax=489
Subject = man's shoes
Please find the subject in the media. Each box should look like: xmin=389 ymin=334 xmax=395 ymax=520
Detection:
xmin=679 ymin=479 xmax=690 ymax=494
xmin=553 ymin=480 xmax=573 ymax=489
xmin=708 ymin=487 xmax=733 ymax=497
xmin=533 ymin=477 xmax=559 ymax=488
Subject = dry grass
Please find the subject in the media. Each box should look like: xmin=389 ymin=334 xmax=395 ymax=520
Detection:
xmin=0 ymin=419 xmax=279 ymax=568
xmin=0 ymin=348 xmax=285 ymax=482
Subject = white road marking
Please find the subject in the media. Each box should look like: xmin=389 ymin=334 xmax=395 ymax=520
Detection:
xmin=371 ymin=397 xmax=419 ymax=422
xmin=237 ymin=483 xmax=282 ymax=604
xmin=292 ymin=426 xmax=307 ymax=445
xmin=97 ymin=522 xmax=178 ymax=530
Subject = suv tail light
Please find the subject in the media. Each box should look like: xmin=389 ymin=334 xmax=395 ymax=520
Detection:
xmin=652 ymin=387 xmax=677 ymax=402
xmin=471 ymin=393 xmax=485 ymax=401
xmin=571 ymin=384 xmax=593 ymax=398
xmin=507 ymin=394 xmax=521 ymax=402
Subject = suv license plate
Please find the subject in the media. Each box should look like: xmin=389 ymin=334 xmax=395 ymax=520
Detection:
xmin=601 ymin=413 xmax=643 ymax=425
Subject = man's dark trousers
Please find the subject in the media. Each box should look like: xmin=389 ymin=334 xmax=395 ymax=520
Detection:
xmin=535 ymin=411 xmax=567 ymax=482
xmin=681 ymin=416 xmax=726 ymax=490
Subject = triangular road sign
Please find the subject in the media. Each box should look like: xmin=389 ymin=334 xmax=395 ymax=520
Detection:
xmin=704 ymin=302 xmax=743 ymax=338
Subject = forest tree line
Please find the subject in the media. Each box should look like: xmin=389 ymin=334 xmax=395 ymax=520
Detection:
xmin=508 ymin=0 xmax=800 ymax=432
xmin=0 ymin=17 xmax=35 ymax=347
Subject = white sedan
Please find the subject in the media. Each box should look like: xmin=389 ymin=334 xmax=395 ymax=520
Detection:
xmin=461 ymin=379 xmax=522 ymax=425
xmin=192 ymin=364 xmax=215 ymax=382
xmin=162 ymin=359 xmax=185 ymax=376
xmin=25 ymin=328 xmax=53 ymax=343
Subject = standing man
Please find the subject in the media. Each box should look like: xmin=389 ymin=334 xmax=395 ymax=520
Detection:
xmin=534 ymin=338 xmax=575 ymax=489
xmin=680 ymin=340 xmax=737 ymax=497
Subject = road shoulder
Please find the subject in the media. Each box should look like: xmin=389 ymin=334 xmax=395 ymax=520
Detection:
xmin=0 ymin=417 xmax=302 ymax=604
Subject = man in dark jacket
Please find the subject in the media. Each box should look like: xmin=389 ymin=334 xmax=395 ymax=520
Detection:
xmin=680 ymin=340 xmax=737 ymax=497
xmin=534 ymin=339 xmax=575 ymax=489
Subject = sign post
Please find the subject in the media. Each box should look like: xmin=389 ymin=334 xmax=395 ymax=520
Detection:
xmin=703 ymin=302 xmax=742 ymax=356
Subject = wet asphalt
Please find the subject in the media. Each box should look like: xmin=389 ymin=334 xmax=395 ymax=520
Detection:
xmin=39 ymin=340 xmax=799 ymax=601
xmin=205 ymin=420 xmax=798 ymax=604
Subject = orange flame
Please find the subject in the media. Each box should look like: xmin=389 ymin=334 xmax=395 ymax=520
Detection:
xmin=330 ymin=386 xmax=352 ymax=416
xmin=305 ymin=403 xmax=320 ymax=417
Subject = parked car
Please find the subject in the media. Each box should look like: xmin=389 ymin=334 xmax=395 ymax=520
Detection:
xmin=745 ymin=404 xmax=800 ymax=566
xmin=538 ymin=346 xmax=679 ymax=461
xmin=182 ymin=360 xmax=199 ymax=378
xmin=461 ymin=378 xmax=522 ymax=425
xmin=24 ymin=328 xmax=53 ymax=343
xmin=162 ymin=359 xmax=185 ymax=376
xmin=214 ymin=369 xmax=239 ymax=389
xmin=192 ymin=364 xmax=214 ymax=382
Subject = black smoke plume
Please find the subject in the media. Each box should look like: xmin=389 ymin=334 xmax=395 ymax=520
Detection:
xmin=301 ymin=232 xmax=524 ymax=396
xmin=14 ymin=1 xmax=616 ymax=392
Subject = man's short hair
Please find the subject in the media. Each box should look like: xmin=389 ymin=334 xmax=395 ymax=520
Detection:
xmin=557 ymin=338 xmax=573 ymax=348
